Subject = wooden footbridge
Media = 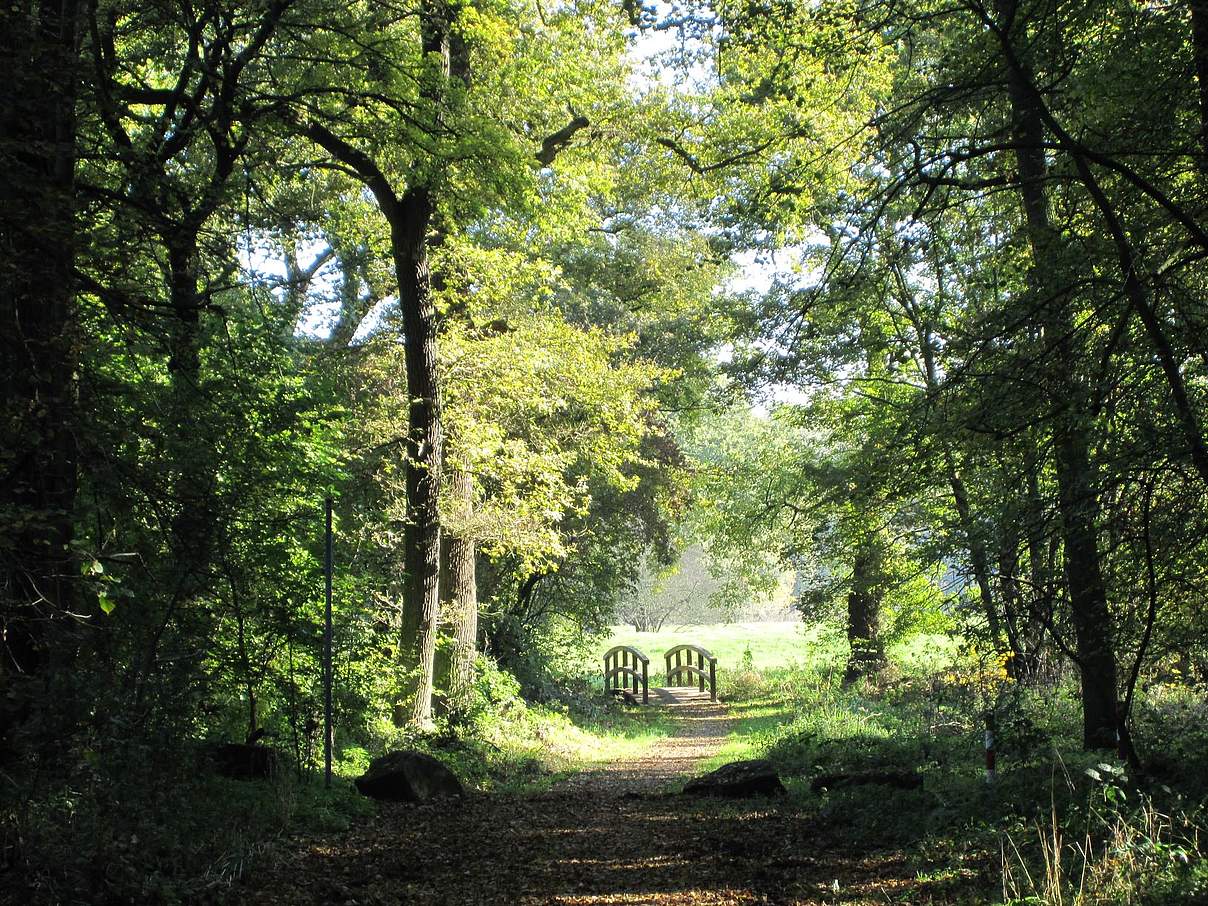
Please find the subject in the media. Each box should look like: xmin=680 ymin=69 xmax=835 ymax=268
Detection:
xmin=602 ymin=643 xmax=718 ymax=704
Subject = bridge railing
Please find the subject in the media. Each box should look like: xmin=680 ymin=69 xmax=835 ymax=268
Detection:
xmin=664 ymin=644 xmax=718 ymax=702
xmin=603 ymin=645 xmax=649 ymax=704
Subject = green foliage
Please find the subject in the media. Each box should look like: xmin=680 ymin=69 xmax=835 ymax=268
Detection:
xmin=7 ymin=0 xmax=1208 ymax=901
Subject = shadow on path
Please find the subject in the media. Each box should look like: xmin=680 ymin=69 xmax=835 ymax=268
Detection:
xmin=245 ymin=690 xmax=969 ymax=905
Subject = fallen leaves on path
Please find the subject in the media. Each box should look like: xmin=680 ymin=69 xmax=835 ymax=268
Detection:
xmin=241 ymin=690 xmax=983 ymax=905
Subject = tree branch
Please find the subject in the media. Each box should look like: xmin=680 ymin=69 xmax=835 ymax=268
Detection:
xmin=300 ymin=118 xmax=400 ymax=215
xmin=535 ymin=112 xmax=590 ymax=166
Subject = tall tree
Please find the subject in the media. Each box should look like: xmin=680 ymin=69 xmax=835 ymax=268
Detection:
xmin=0 ymin=0 xmax=83 ymax=746
xmin=991 ymin=0 xmax=1118 ymax=748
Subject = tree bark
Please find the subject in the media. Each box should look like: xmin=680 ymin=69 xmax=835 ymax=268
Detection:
xmin=0 ymin=0 xmax=82 ymax=746
xmin=390 ymin=189 xmax=444 ymax=728
xmin=1190 ymin=0 xmax=1208 ymax=165
xmin=995 ymin=0 xmax=1119 ymax=749
xmin=442 ymin=467 xmax=477 ymax=711
xmin=843 ymin=536 xmax=885 ymax=685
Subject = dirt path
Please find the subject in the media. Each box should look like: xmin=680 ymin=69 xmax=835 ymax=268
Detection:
xmin=552 ymin=686 xmax=733 ymax=797
xmin=243 ymin=690 xmax=958 ymax=905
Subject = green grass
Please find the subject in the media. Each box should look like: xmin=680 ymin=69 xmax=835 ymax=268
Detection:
xmin=343 ymin=691 xmax=676 ymax=795
xmin=698 ymin=695 xmax=796 ymax=773
xmin=627 ymin=624 xmax=1208 ymax=905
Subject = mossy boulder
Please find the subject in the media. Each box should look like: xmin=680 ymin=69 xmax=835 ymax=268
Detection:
xmin=354 ymin=750 xmax=464 ymax=802
xmin=683 ymin=759 xmax=786 ymax=798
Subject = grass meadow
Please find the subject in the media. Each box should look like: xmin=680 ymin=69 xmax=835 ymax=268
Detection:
xmin=603 ymin=620 xmax=830 ymax=680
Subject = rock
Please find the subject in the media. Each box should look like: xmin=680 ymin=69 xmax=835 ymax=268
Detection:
xmin=213 ymin=742 xmax=278 ymax=780
xmin=354 ymin=750 xmax=464 ymax=802
xmin=682 ymin=759 xmax=786 ymax=798
xmin=809 ymin=768 xmax=922 ymax=793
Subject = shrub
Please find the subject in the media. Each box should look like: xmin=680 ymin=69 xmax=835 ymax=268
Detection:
xmin=723 ymin=646 xmax=767 ymax=701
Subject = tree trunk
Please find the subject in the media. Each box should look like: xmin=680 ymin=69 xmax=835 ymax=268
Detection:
xmin=443 ymin=467 xmax=477 ymax=712
xmin=843 ymin=537 xmax=885 ymax=685
xmin=0 ymin=0 xmax=82 ymax=747
xmin=389 ymin=189 xmax=444 ymax=728
xmin=995 ymin=0 xmax=1119 ymax=749
xmin=911 ymin=308 xmax=1006 ymax=652
xmin=132 ymin=232 xmax=216 ymax=713
xmin=295 ymin=127 xmax=447 ymax=730
xmin=166 ymin=237 xmax=211 ymax=583
xmin=1190 ymin=0 xmax=1208 ymax=165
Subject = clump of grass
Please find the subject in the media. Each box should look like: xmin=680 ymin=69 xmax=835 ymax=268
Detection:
xmin=1002 ymin=787 xmax=1206 ymax=905
xmin=723 ymin=646 xmax=767 ymax=702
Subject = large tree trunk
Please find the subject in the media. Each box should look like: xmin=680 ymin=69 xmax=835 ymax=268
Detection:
xmin=0 ymin=0 xmax=82 ymax=748
xmin=1190 ymin=0 xmax=1208 ymax=165
xmin=297 ymin=125 xmax=447 ymax=728
xmin=390 ymin=190 xmax=444 ymax=728
xmin=166 ymin=236 xmax=213 ymax=593
xmin=843 ymin=536 xmax=886 ymax=685
xmin=995 ymin=0 xmax=1119 ymax=749
xmin=132 ymin=232 xmax=218 ymax=713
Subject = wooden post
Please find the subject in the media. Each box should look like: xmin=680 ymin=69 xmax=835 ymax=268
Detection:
xmin=642 ymin=659 xmax=649 ymax=704
xmin=323 ymin=496 xmax=333 ymax=790
xmin=709 ymin=658 xmax=717 ymax=702
xmin=698 ymin=651 xmax=705 ymax=692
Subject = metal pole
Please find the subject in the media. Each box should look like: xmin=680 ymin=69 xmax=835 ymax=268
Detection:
xmin=324 ymin=496 xmax=333 ymax=789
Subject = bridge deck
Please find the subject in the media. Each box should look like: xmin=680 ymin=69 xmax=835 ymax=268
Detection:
xmin=649 ymin=686 xmax=714 ymax=705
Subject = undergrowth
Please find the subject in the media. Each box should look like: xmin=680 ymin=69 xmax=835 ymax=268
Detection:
xmin=697 ymin=629 xmax=1208 ymax=905
xmin=1 ymin=656 xmax=669 ymax=904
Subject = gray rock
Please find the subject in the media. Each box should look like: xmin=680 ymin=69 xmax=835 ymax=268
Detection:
xmin=355 ymin=750 xmax=464 ymax=802
xmin=683 ymin=759 xmax=786 ymax=798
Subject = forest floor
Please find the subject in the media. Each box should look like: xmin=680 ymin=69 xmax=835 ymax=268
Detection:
xmin=242 ymin=686 xmax=981 ymax=905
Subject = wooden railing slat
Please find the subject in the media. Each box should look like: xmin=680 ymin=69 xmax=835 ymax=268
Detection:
xmin=663 ymin=643 xmax=718 ymax=702
xmin=603 ymin=645 xmax=649 ymax=703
